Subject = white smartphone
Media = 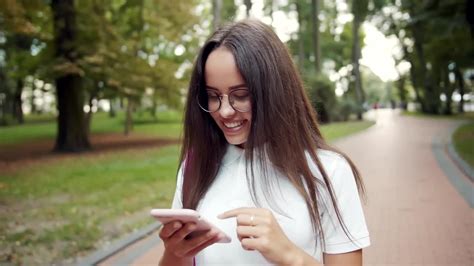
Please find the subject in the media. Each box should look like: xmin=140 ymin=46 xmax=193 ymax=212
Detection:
xmin=150 ymin=208 xmax=231 ymax=243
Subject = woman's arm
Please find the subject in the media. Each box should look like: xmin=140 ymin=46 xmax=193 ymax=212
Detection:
xmin=323 ymin=249 xmax=362 ymax=265
xmin=285 ymin=248 xmax=363 ymax=266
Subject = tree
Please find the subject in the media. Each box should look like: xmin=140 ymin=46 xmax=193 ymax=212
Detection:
xmin=213 ymin=0 xmax=222 ymax=30
xmin=0 ymin=0 xmax=49 ymax=125
xmin=350 ymin=0 xmax=368 ymax=120
xmin=244 ymin=0 xmax=253 ymax=17
xmin=311 ymin=0 xmax=321 ymax=73
xmin=287 ymin=0 xmax=364 ymax=122
xmin=376 ymin=0 xmax=474 ymax=114
xmin=51 ymin=0 xmax=90 ymax=152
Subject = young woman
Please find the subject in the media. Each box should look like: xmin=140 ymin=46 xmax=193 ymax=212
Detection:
xmin=158 ymin=19 xmax=370 ymax=265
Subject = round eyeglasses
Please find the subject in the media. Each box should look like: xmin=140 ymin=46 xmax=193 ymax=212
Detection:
xmin=197 ymin=89 xmax=251 ymax=113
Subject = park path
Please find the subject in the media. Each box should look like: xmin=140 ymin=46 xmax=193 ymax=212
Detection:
xmin=94 ymin=109 xmax=473 ymax=266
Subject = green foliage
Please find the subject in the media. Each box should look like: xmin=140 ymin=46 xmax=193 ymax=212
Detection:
xmin=305 ymin=72 xmax=337 ymax=123
xmin=376 ymin=0 xmax=473 ymax=115
xmin=334 ymin=97 xmax=366 ymax=121
xmin=352 ymin=0 xmax=369 ymax=22
xmin=0 ymin=0 xmax=200 ymax=138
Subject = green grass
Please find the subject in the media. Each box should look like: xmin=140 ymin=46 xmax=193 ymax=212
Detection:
xmin=452 ymin=122 xmax=474 ymax=168
xmin=402 ymin=111 xmax=474 ymax=120
xmin=321 ymin=120 xmax=374 ymax=142
xmin=0 ymin=110 xmax=183 ymax=145
xmin=0 ymin=118 xmax=374 ymax=264
xmin=0 ymin=145 xmax=180 ymax=265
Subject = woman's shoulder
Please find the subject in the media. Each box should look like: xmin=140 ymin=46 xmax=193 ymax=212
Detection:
xmin=304 ymin=149 xmax=352 ymax=179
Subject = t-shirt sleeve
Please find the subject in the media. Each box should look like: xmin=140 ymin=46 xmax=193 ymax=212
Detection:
xmin=320 ymin=155 xmax=370 ymax=254
xmin=171 ymin=163 xmax=184 ymax=209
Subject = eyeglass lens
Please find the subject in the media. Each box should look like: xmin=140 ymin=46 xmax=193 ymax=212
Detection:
xmin=198 ymin=89 xmax=251 ymax=112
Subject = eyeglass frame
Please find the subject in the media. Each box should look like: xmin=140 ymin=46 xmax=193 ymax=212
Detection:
xmin=197 ymin=88 xmax=252 ymax=113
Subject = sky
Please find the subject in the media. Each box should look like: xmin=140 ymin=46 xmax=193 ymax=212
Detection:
xmin=360 ymin=23 xmax=401 ymax=82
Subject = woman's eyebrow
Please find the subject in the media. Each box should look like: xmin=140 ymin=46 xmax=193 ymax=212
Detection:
xmin=205 ymin=84 xmax=247 ymax=90
xmin=229 ymin=84 xmax=247 ymax=90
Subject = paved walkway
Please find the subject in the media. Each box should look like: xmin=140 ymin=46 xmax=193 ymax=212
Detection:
xmin=88 ymin=109 xmax=474 ymax=265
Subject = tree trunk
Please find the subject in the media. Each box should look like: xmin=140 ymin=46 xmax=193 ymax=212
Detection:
xmin=52 ymin=0 xmax=90 ymax=152
xmin=411 ymin=15 xmax=438 ymax=114
xmin=244 ymin=0 xmax=252 ymax=17
xmin=109 ymin=98 xmax=116 ymax=117
xmin=402 ymin=43 xmax=425 ymax=111
xmin=85 ymin=88 xmax=98 ymax=135
xmin=351 ymin=18 xmax=365 ymax=120
xmin=213 ymin=0 xmax=222 ymax=30
xmin=397 ymin=76 xmax=407 ymax=110
xmin=55 ymin=75 xmax=90 ymax=151
xmin=442 ymin=64 xmax=453 ymax=115
xmin=151 ymin=89 xmax=157 ymax=120
xmin=295 ymin=0 xmax=305 ymax=71
xmin=311 ymin=0 xmax=321 ymax=73
xmin=454 ymin=66 xmax=465 ymax=113
xmin=124 ymin=97 xmax=134 ymax=136
xmin=390 ymin=13 xmax=423 ymax=112
xmin=13 ymin=79 xmax=24 ymax=124
xmin=30 ymin=82 xmax=39 ymax=114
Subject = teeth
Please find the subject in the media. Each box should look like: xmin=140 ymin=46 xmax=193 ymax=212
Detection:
xmin=224 ymin=121 xmax=244 ymax=128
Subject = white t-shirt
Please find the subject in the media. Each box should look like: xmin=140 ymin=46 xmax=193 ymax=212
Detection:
xmin=171 ymin=144 xmax=370 ymax=265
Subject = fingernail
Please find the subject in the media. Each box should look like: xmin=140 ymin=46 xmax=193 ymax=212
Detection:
xmin=174 ymin=222 xmax=182 ymax=229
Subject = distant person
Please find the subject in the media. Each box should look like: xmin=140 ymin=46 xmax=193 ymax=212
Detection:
xmin=373 ymin=102 xmax=379 ymax=110
xmin=158 ymin=19 xmax=370 ymax=265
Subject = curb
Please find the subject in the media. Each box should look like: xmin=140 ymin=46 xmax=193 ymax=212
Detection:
xmin=431 ymin=121 xmax=474 ymax=208
xmin=75 ymin=222 xmax=161 ymax=266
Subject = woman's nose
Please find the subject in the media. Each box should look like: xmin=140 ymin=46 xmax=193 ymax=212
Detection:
xmin=219 ymin=95 xmax=235 ymax=118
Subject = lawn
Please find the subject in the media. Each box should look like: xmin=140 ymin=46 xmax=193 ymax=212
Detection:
xmin=452 ymin=122 xmax=474 ymax=168
xmin=0 ymin=113 xmax=374 ymax=265
xmin=0 ymin=110 xmax=183 ymax=145
xmin=0 ymin=145 xmax=181 ymax=265
xmin=402 ymin=110 xmax=474 ymax=120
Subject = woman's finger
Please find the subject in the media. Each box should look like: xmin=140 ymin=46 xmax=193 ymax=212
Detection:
xmin=159 ymin=221 xmax=183 ymax=239
xmin=184 ymin=233 xmax=222 ymax=257
xmin=236 ymin=213 xmax=263 ymax=226
xmin=240 ymin=236 xmax=259 ymax=251
xmin=170 ymin=222 xmax=197 ymax=242
xmin=218 ymin=207 xmax=261 ymax=219
xmin=236 ymin=225 xmax=260 ymax=239
xmin=179 ymin=229 xmax=220 ymax=256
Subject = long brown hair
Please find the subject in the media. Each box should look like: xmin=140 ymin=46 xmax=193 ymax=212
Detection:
xmin=180 ymin=19 xmax=366 ymax=249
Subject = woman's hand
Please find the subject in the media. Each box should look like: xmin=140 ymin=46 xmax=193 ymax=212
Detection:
xmin=158 ymin=221 xmax=221 ymax=266
xmin=218 ymin=207 xmax=320 ymax=266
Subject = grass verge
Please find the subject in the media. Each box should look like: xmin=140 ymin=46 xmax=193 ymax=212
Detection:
xmin=452 ymin=122 xmax=474 ymax=168
xmin=321 ymin=120 xmax=374 ymax=142
xmin=402 ymin=111 xmax=474 ymax=120
xmin=0 ymin=111 xmax=183 ymax=145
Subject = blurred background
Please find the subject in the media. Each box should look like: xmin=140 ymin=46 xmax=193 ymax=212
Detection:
xmin=0 ymin=0 xmax=473 ymax=265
